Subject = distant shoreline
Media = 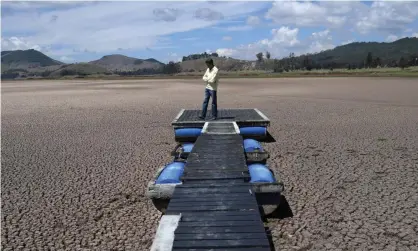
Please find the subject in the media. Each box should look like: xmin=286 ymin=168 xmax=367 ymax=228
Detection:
xmin=4 ymin=67 xmax=418 ymax=81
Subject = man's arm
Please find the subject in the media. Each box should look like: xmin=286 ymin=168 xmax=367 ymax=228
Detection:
xmin=206 ymin=67 xmax=218 ymax=83
xmin=202 ymin=69 xmax=209 ymax=81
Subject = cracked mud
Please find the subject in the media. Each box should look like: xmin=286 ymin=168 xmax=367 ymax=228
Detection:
xmin=2 ymin=78 xmax=418 ymax=251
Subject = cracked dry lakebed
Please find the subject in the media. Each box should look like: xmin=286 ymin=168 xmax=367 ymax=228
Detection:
xmin=1 ymin=78 xmax=418 ymax=251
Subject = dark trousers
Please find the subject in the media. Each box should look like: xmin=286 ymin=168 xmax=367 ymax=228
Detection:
xmin=200 ymin=88 xmax=217 ymax=118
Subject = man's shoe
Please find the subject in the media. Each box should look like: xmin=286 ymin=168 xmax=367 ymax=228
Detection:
xmin=198 ymin=116 xmax=205 ymax=120
xmin=209 ymin=117 xmax=217 ymax=121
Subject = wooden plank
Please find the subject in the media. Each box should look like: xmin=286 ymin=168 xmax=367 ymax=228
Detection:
xmin=185 ymin=160 xmax=246 ymax=165
xmin=172 ymin=191 xmax=252 ymax=198
xmin=174 ymin=232 xmax=268 ymax=240
xmin=184 ymin=170 xmax=248 ymax=175
xmin=182 ymin=173 xmax=249 ymax=178
xmin=182 ymin=175 xmax=249 ymax=180
xmin=190 ymin=145 xmax=243 ymax=149
xmin=187 ymin=153 xmax=245 ymax=158
xmin=175 ymin=210 xmax=260 ymax=217
xmin=170 ymin=193 xmax=254 ymax=200
xmin=179 ymin=179 xmax=246 ymax=185
xmin=150 ymin=214 xmax=182 ymax=251
xmin=187 ymin=159 xmax=245 ymax=163
xmin=173 ymin=248 xmax=270 ymax=251
xmin=178 ymin=182 xmax=249 ymax=187
xmin=173 ymin=109 xmax=269 ymax=124
xmin=185 ymin=159 xmax=245 ymax=163
xmin=179 ymin=220 xmax=265 ymax=227
xmin=170 ymin=193 xmax=251 ymax=199
xmin=169 ymin=201 xmax=258 ymax=208
xmin=180 ymin=214 xmax=262 ymax=222
xmin=170 ymin=196 xmax=253 ymax=203
xmin=186 ymin=155 xmax=245 ymax=159
xmin=172 ymin=239 xmax=270 ymax=249
xmin=166 ymin=204 xmax=259 ymax=212
xmin=185 ymin=164 xmax=246 ymax=168
xmin=166 ymin=209 xmax=259 ymax=214
xmin=173 ymin=187 xmax=253 ymax=194
xmin=175 ymin=226 xmax=266 ymax=234
xmin=184 ymin=168 xmax=247 ymax=172
xmin=182 ymin=176 xmax=249 ymax=181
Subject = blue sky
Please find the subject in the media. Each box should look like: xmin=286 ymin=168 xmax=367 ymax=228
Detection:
xmin=1 ymin=1 xmax=417 ymax=63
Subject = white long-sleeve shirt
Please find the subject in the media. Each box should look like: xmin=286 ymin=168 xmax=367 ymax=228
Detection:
xmin=202 ymin=66 xmax=219 ymax=91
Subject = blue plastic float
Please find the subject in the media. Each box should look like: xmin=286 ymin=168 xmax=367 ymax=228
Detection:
xmin=243 ymin=139 xmax=264 ymax=152
xmin=182 ymin=143 xmax=194 ymax=153
xmin=174 ymin=128 xmax=202 ymax=138
xmin=155 ymin=162 xmax=185 ymax=184
xmin=239 ymin=127 xmax=267 ymax=137
xmin=248 ymin=163 xmax=275 ymax=183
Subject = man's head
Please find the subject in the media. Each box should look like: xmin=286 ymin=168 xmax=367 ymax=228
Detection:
xmin=205 ymin=58 xmax=214 ymax=69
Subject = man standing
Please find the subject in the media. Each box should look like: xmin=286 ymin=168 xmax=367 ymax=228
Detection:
xmin=199 ymin=58 xmax=219 ymax=120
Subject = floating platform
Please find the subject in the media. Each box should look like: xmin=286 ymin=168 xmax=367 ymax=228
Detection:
xmin=172 ymin=108 xmax=271 ymax=142
xmin=149 ymin=109 xmax=290 ymax=251
xmin=172 ymin=108 xmax=270 ymax=128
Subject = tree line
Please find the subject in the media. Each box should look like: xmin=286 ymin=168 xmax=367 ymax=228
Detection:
xmin=182 ymin=52 xmax=219 ymax=62
xmin=254 ymin=51 xmax=418 ymax=72
xmin=116 ymin=61 xmax=182 ymax=76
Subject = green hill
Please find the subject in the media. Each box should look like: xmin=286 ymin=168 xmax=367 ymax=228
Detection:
xmin=1 ymin=49 xmax=63 ymax=71
xmin=48 ymin=63 xmax=111 ymax=77
xmin=275 ymin=37 xmax=418 ymax=69
xmin=89 ymin=54 xmax=164 ymax=71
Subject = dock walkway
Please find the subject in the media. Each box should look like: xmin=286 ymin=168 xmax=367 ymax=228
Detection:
xmin=151 ymin=111 xmax=273 ymax=251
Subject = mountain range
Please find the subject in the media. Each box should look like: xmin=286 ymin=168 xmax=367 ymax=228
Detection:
xmin=1 ymin=37 xmax=417 ymax=78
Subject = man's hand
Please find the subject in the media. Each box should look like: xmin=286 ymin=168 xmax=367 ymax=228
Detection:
xmin=206 ymin=67 xmax=218 ymax=83
xmin=202 ymin=70 xmax=208 ymax=81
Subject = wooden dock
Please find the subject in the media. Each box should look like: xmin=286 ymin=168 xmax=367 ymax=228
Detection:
xmin=151 ymin=110 xmax=275 ymax=251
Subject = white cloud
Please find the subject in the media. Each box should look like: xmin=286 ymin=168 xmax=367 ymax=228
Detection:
xmin=194 ymin=8 xmax=224 ymax=21
xmin=386 ymin=35 xmax=398 ymax=42
xmin=262 ymin=27 xmax=300 ymax=48
xmin=265 ymin=1 xmax=356 ymax=28
xmin=1 ymin=37 xmax=41 ymax=51
xmin=265 ymin=1 xmax=418 ymax=35
xmin=1 ymin=1 xmax=269 ymax=59
xmin=356 ymin=1 xmax=418 ymax=34
xmin=216 ymin=48 xmax=237 ymax=57
xmin=308 ymin=29 xmax=334 ymax=53
xmin=165 ymin=52 xmax=181 ymax=63
xmin=153 ymin=8 xmax=183 ymax=22
xmin=59 ymin=56 xmax=74 ymax=63
xmin=247 ymin=16 xmax=260 ymax=26
xmin=216 ymin=26 xmax=301 ymax=60
xmin=222 ymin=36 xmax=232 ymax=41
xmin=1 ymin=1 xmax=91 ymax=11
xmin=216 ymin=27 xmax=339 ymax=60
xmin=341 ymin=40 xmax=355 ymax=45
xmin=224 ymin=25 xmax=252 ymax=31
xmin=412 ymin=32 xmax=418 ymax=38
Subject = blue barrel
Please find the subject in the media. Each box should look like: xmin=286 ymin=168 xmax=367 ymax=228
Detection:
xmin=182 ymin=143 xmax=194 ymax=153
xmin=155 ymin=162 xmax=185 ymax=184
xmin=240 ymin=127 xmax=267 ymax=137
xmin=248 ymin=163 xmax=275 ymax=183
xmin=243 ymin=139 xmax=263 ymax=152
xmin=175 ymin=128 xmax=202 ymax=138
